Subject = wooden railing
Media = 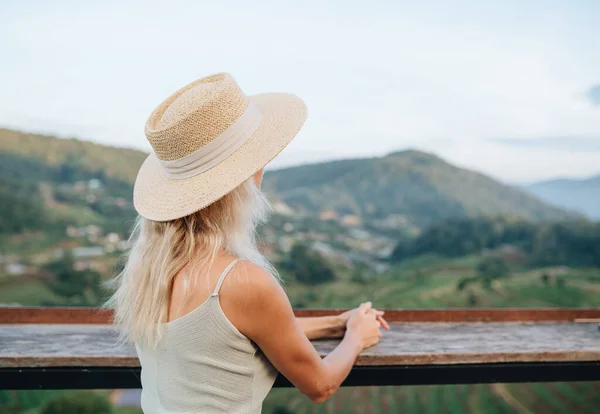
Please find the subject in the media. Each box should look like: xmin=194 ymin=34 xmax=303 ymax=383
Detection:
xmin=1 ymin=307 xmax=600 ymax=389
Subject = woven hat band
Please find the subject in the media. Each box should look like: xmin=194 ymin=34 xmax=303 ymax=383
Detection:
xmin=158 ymin=100 xmax=262 ymax=179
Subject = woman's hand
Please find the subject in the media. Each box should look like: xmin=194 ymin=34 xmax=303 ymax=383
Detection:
xmin=345 ymin=302 xmax=385 ymax=350
xmin=333 ymin=302 xmax=390 ymax=337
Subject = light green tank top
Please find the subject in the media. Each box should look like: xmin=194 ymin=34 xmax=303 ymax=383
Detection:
xmin=136 ymin=259 xmax=278 ymax=413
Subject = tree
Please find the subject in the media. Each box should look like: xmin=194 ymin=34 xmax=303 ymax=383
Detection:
xmin=0 ymin=182 xmax=46 ymax=234
xmin=477 ymin=256 xmax=509 ymax=290
xmin=467 ymin=291 xmax=479 ymax=307
xmin=351 ymin=264 xmax=374 ymax=285
xmin=457 ymin=277 xmax=472 ymax=291
xmin=58 ymin=163 xmax=77 ymax=182
xmin=41 ymin=391 xmax=113 ymax=414
xmin=43 ymin=252 xmax=107 ymax=306
xmin=390 ymin=216 xmax=600 ymax=269
xmin=482 ymin=276 xmax=493 ymax=290
xmin=477 ymin=256 xmax=508 ymax=280
xmin=285 ymin=243 xmax=335 ymax=285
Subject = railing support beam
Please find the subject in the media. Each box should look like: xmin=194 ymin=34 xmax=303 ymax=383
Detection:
xmin=2 ymin=361 xmax=600 ymax=390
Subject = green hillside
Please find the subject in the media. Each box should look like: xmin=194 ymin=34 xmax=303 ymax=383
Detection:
xmin=1 ymin=128 xmax=576 ymax=232
xmin=263 ymin=150 xmax=575 ymax=227
xmin=0 ymin=129 xmax=143 ymax=235
xmin=0 ymin=128 xmax=147 ymax=184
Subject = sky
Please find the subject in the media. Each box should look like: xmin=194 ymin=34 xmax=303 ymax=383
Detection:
xmin=1 ymin=0 xmax=599 ymax=183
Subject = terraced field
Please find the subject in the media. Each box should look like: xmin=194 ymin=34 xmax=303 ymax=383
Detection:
xmin=264 ymin=382 xmax=600 ymax=413
xmin=282 ymin=255 xmax=600 ymax=309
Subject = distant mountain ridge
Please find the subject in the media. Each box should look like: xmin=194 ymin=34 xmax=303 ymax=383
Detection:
xmin=525 ymin=175 xmax=600 ymax=219
xmin=0 ymin=128 xmax=147 ymax=184
xmin=263 ymin=150 xmax=576 ymax=227
xmin=0 ymin=128 xmax=576 ymax=232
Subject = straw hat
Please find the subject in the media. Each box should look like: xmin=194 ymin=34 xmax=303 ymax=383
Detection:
xmin=133 ymin=73 xmax=307 ymax=221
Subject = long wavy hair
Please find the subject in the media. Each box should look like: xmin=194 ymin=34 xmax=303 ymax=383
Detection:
xmin=106 ymin=178 xmax=274 ymax=348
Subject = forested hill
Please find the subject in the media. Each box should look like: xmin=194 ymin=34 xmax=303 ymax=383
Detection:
xmin=0 ymin=128 xmax=576 ymax=233
xmin=0 ymin=128 xmax=147 ymax=184
xmin=263 ymin=150 xmax=575 ymax=227
xmin=0 ymin=128 xmax=146 ymax=234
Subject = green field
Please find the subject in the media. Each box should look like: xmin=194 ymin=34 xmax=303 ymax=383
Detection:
xmin=3 ymin=250 xmax=600 ymax=309
xmin=263 ymin=382 xmax=600 ymax=413
xmin=281 ymin=255 xmax=600 ymax=309
xmin=2 ymin=382 xmax=599 ymax=414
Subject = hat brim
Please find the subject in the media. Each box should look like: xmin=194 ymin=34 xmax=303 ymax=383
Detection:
xmin=133 ymin=92 xmax=307 ymax=221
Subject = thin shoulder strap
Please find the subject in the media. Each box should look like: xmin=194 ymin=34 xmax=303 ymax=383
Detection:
xmin=211 ymin=258 xmax=241 ymax=296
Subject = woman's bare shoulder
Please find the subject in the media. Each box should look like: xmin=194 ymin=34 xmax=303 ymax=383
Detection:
xmin=224 ymin=260 xmax=283 ymax=302
xmin=218 ymin=260 xmax=292 ymax=336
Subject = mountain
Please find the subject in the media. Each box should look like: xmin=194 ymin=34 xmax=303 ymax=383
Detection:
xmin=263 ymin=150 xmax=576 ymax=227
xmin=0 ymin=129 xmax=575 ymax=233
xmin=525 ymin=175 xmax=600 ymax=219
xmin=0 ymin=128 xmax=147 ymax=184
xmin=0 ymin=128 xmax=147 ymax=234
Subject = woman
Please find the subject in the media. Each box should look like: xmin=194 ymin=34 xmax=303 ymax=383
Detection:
xmin=108 ymin=73 xmax=389 ymax=413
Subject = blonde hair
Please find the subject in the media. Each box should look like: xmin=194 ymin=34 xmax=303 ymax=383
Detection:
xmin=106 ymin=178 xmax=274 ymax=348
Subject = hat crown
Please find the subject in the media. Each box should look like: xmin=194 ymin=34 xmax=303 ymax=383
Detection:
xmin=145 ymin=73 xmax=250 ymax=161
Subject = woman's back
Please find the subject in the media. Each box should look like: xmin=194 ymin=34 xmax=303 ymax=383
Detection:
xmin=136 ymin=259 xmax=278 ymax=413
xmin=112 ymin=73 xmax=384 ymax=413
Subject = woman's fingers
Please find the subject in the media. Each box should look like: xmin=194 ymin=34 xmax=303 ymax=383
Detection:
xmin=363 ymin=306 xmax=390 ymax=331
xmin=359 ymin=301 xmax=373 ymax=313
xmin=359 ymin=304 xmax=390 ymax=331
xmin=365 ymin=307 xmax=384 ymax=315
xmin=368 ymin=309 xmax=386 ymax=317
xmin=377 ymin=315 xmax=390 ymax=330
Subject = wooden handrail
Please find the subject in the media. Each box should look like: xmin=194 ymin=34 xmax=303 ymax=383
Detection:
xmin=1 ymin=307 xmax=600 ymax=389
xmin=2 ymin=306 xmax=600 ymax=324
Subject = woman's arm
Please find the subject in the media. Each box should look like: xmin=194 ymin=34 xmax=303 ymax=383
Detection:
xmin=296 ymin=308 xmax=390 ymax=341
xmin=297 ymin=311 xmax=389 ymax=340
xmin=221 ymin=262 xmax=383 ymax=403
xmin=296 ymin=316 xmax=344 ymax=340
